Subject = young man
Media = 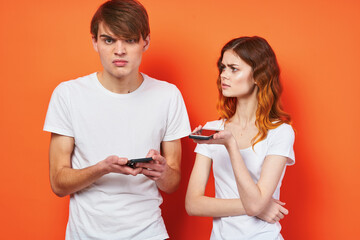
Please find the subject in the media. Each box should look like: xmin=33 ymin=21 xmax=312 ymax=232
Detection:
xmin=43 ymin=0 xmax=190 ymax=239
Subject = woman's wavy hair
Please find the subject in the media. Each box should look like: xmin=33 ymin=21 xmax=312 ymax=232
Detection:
xmin=216 ymin=36 xmax=291 ymax=147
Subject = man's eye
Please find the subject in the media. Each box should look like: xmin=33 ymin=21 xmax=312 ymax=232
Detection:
xmin=105 ymin=38 xmax=114 ymax=44
xmin=125 ymin=39 xmax=136 ymax=43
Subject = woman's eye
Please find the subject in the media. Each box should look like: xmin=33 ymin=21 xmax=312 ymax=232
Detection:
xmin=231 ymin=67 xmax=238 ymax=72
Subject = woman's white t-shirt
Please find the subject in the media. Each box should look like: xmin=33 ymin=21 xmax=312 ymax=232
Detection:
xmin=195 ymin=120 xmax=295 ymax=240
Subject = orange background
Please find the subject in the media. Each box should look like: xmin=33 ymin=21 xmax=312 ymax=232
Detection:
xmin=1 ymin=0 xmax=360 ymax=239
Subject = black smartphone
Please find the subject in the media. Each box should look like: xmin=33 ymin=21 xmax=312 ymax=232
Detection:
xmin=189 ymin=129 xmax=218 ymax=140
xmin=126 ymin=157 xmax=153 ymax=168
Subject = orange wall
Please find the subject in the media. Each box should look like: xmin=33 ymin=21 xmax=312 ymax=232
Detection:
xmin=1 ymin=0 xmax=360 ymax=239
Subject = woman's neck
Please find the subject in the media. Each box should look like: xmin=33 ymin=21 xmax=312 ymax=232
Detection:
xmin=231 ymin=89 xmax=258 ymax=129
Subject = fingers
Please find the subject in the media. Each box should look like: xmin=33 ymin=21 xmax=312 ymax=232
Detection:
xmin=279 ymin=205 xmax=289 ymax=215
xmin=127 ymin=167 xmax=143 ymax=176
xmin=146 ymin=149 xmax=159 ymax=158
xmin=141 ymin=168 xmax=162 ymax=180
xmin=191 ymin=125 xmax=203 ymax=134
xmin=117 ymin=157 xmax=128 ymax=165
xmin=274 ymin=199 xmax=286 ymax=206
xmin=137 ymin=154 xmax=167 ymax=180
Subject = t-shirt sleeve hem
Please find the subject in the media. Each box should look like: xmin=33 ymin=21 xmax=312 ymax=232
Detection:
xmin=266 ymin=152 xmax=295 ymax=166
xmin=162 ymin=129 xmax=191 ymax=141
xmin=43 ymin=125 xmax=74 ymax=137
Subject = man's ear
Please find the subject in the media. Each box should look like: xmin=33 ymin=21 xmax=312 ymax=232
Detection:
xmin=143 ymin=35 xmax=150 ymax=52
xmin=92 ymin=36 xmax=99 ymax=52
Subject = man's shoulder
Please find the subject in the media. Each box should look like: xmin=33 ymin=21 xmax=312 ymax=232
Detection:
xmin=54 ymin=73 xmax=96 ymax=92
xmin=142 ymin=73 xmax=177 ymax=91
xmin=61 ymin=73 xmax=96 ymax=86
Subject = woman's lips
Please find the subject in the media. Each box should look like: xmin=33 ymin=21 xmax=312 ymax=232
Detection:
xmin=221 ymin=83 xmax=230 ymax=88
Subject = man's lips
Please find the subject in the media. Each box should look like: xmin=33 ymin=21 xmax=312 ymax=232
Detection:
xmin=113 ymin=59 xmax=128 ymax=67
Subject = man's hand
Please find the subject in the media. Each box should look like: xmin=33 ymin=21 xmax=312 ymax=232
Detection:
xmin=135 ymin=149 xmax=168 ymax=181
xmin=98 ymin=155 xmax=143 ymax=176
xmin=256 ymin=199 xmax=289 ymax=223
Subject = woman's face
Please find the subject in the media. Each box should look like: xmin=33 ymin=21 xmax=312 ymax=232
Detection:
xmin=220 ymin=50 xmax=257 ymax=98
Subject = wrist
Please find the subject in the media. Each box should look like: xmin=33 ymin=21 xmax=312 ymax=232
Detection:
xmin=96 ymin=160 xmax=110 ymax=175
xmin=225 ymin=137 xmax=237 ymax=150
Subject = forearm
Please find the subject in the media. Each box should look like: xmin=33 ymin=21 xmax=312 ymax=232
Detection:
xmin=226 ymin=141 xmax=269 ymax=215
xmin=51 ymin=162 xmax=107 ymax=197
xmin=155 ymin=164 xmax=181 ymax=193
xmin=186 ymin=195 xmax=247 ymax=217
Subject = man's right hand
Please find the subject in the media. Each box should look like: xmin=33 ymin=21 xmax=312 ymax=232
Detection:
xmin=98 ymin=155 xmax=143 ymax=176
xmin=49 ymin=133 xmax=143 ymax=197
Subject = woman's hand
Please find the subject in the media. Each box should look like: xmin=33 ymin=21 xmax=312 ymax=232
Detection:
xmin=256 ymin=199 xmax=289 ymax=223
xmin=192 ymin=125 xmax=237 ymax=148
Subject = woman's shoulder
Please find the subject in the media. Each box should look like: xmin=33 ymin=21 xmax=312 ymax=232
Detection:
xmin=268 ymin=123 xmax=295 ymax=139
xmin=202 ymin=119 xmax=225 ymax=130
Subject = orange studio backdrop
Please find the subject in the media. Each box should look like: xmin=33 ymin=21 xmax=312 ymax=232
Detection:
xmin=1 ymin=0 xmax=359 ymax=239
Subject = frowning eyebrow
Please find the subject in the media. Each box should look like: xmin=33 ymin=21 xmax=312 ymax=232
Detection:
xmin=221 ymin=63 xmax=239 ymax=67
xmin=99 ymin=34 xmax=115 ymax=39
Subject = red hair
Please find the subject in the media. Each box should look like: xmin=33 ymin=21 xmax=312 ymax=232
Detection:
xmin=216 ymin=36 xmax=291 ymax=146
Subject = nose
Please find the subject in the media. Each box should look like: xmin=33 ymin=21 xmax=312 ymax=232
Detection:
xmin=220 ymin=68 xmax=229 ymax=80
xmin=114 ymin=40 xmax=126 ymax=55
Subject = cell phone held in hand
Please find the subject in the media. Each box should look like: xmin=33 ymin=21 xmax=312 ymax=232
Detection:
xmin=126 ymin=157 xmax=152 ymax=168
xmin=189 ymin=129 xmax=219 ymax=140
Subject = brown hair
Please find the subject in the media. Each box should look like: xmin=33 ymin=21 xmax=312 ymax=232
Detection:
xmin=216 ymin=36 xmax=291 ymax=146
xmin=90 ymin=0 xmax=150 ymax=42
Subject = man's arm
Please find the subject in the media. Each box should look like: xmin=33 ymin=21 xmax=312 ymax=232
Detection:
xmin=49 ymin=133 xmax=142 ymax=197
xmin=136 ymin=139 xmax=182 ymax=194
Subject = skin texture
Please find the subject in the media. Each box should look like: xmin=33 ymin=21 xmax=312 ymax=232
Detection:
xmin=185 ymin=50 xmax=289 ymax=223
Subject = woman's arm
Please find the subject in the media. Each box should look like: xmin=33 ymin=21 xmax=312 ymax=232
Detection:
xmin=185 ymin=152 xmax=288 ymax=221
xmin=185 ymin=153 xmax=247 ymax=217
xmin=216 ymin=131 xmax=288 ymax=216
xmin=227 ymin=140 xmax=287 ymax=215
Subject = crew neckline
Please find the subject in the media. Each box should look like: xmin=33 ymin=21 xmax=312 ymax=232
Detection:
xmin=91 ymin=72 xmax=148 ymax=98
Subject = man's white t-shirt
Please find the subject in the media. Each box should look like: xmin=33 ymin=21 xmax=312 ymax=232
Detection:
xmin=44 ymin=73 xmax=191 ymax=240
xmin=195 ymin=120 xmax=295 ymax=240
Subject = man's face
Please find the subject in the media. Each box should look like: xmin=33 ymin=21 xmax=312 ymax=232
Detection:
xmin=92 ymin=22 xmax=149 ymax=80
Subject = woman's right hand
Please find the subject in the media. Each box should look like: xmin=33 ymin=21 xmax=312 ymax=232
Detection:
xmin=256 ymin=199 xmax=289 ymax=223
xmin=191 ymin=125 xmax=236 ymax=148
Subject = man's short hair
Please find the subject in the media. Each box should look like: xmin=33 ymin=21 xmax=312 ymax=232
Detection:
xmin=90 ymin=0 xmax=150 ymax=42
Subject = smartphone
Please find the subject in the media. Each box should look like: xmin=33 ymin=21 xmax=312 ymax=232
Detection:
xmin=189 ymin=129 xmax=218 ymax=140
xmin=126 ymin=157 xmax=153 ymax=168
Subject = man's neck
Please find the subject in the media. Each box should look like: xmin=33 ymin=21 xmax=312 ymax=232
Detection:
xmin=97 ymin=71 xmax=143 ymax=94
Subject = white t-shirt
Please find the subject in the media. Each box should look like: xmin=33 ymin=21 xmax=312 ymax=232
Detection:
xmin=44 ymin=73 xmax=191 ymax=240
xmin=195 ymin=120 xmax=295 ymax=240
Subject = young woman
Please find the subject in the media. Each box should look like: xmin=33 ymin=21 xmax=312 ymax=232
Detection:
xmin=185 ymin=36 xmax=295 ymax=239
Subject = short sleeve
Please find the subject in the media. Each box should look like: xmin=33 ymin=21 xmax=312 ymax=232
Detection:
xmin=43 ymin=83 xmax=74 ymax=137
xmin=194 ymin=143 xmax=212 ymax=159
xmin=267 ymin=124 xmax=295 ymax=165
xmin=163 ymin=86 xmax=191 ymax=141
